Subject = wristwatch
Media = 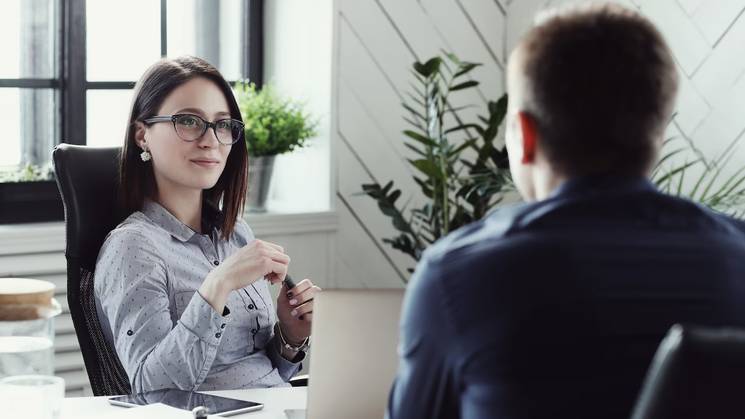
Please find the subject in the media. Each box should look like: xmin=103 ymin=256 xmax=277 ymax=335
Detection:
xmin=275 ymin=322 xmax=310 ymax=363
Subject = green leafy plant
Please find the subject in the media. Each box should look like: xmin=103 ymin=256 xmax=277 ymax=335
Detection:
xmin=0 ymin=163 xmax=54 ymax=183
xmin=235 ymin=82 xmax=318 ymax=157
xmin=653 ymin=134 xmax=745 ymax=218
xmin=361 ymin=54 xmax=512 ymax=274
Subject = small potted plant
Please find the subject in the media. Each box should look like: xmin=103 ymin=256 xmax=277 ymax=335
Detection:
xmin=235 ymin=82 xmax=317 ymax=212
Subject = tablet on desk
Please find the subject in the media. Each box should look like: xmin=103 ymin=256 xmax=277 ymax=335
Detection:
xmin=108 ymin=389 xmax=263 ymax=416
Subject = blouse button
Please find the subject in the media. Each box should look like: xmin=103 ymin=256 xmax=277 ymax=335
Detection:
xmin=126 ymin=330 xmax=133 ymax=336
xmin=213 ymin=260 xmax=219 ymax=266
xmin=215 ymin=332 xmax=222 ymax=339
xmin=248 ymin=304 xmax=255 ymax=310
xmin=251 ymin=328 xmax=257 ymax=334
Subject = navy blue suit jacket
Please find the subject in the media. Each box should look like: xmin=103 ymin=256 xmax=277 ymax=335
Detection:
xmin=388 ymin=177 xmax=745 ymax=419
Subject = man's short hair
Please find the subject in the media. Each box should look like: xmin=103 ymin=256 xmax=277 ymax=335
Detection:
xmin=519 ymin=3 xmax=679 ymax=176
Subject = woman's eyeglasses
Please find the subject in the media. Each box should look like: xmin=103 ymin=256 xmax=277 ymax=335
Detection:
xmin=143 ymin=113 xmax=244 ymax=145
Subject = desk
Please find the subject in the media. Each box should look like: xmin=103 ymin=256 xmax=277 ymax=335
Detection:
xmin=61 ymin=387 xmax=307 ymax=419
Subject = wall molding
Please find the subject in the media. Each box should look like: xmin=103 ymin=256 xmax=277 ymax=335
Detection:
xmin=0 ymin=211 xmax=338 ymax=257
xmin=0 ymin=222 xmax=66 ymax=256
xmin=243 ymin=210 xmax=339 ymax=236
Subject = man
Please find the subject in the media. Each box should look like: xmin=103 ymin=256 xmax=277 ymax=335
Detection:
xmin=387 ymin=4 xmax=745 ymax=419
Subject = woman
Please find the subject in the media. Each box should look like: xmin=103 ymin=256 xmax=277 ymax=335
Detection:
xmin=94 ymin=56 xmax=320 ymax=393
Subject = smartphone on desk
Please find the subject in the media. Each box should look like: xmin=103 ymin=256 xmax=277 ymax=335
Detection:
xmin=108 ymin=389 xmax=263 ymax=416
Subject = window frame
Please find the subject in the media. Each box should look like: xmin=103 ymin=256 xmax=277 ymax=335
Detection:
xmin=0 ymin=0 xmax=264 ymax=224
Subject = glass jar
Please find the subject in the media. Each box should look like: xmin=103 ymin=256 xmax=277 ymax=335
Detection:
xmin=0 ymin=278 xmax=61 ymax=378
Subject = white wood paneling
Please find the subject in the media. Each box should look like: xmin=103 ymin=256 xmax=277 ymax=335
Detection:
xmin=419 ymin=0 xmax=505 ymax=97
xmin=692 ymin=14 xmax=745 ymax=106
xmin=337 ymin=80 xmax=416 ymax=196
xmin=459 ymin=0 xmax=507 ymax=65
xmin=677 ymin=0 xmax=706 ymax=16
xmin=505 ymin=0 xmax=550 ymax=53
xmin=338 ymin=17 xmax=410 ymax=162
xmin=337 ymin=141 xmax=412 ymax=279
xmin=635 ymin=0 xmax=711 ymax=76
xmin=689 ymin=0 xmax=745 ymax=45
xmin=335 ymin=200 xmax=406 ymax=289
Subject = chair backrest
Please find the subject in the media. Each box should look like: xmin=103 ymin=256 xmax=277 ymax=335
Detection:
xmin=52 ymin=144 xmax=131 ymax=396
xmin=631 ymin=324 xmax=745 ymax=419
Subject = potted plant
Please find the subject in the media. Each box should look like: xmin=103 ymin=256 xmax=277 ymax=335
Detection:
xmin=235 ymin=82 xmax=318 ymax=212
xmin=361 ymin=53 xmax=512 ymax=278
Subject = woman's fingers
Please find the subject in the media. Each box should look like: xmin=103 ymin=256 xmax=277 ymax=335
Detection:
xmin=258 ymin=240 xmax=285 ymax=253
xmin=288 ymin=285 xmax=321 ymax=306
xmin=266 ymin=249 xmax=290 ymax=264
xmin=243 ymin=240 xmax=289 ymax=265
xmin=286 ymin=278 xmax=313 ymax=298
xmin=290 ymin=299 xmax=314 ymax=317
xmin=265 ymin=260 xmax=288 ymax=284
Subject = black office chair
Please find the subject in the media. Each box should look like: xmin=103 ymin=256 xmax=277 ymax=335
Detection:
xmin=631 ymin=324 xmax=745 ymax=419
xmin=53 ymin=144 xmax=131 ymax=396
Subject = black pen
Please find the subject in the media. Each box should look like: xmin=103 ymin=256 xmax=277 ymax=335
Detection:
xmin=283 ymin=274 xmax=296 ymax=291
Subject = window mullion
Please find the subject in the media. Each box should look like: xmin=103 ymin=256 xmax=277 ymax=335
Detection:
xmin=246 ymin=0 xmax=264 ymax=87
xmin=61 ymin=0 xmax=86 ymax=145
xmin=161 ymin=0 xmax=167 ymax=57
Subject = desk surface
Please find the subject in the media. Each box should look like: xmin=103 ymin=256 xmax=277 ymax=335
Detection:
xmin=62 ymin=387 xmax=307 ymax=419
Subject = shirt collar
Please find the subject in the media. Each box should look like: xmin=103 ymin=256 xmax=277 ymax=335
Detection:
xmin=548 ymin=175 xmax=656 ymax=200
xmin=501 ymin=176 xmax=657 ymax=233
xmin=141 ymin=199 xmax=224 ymax=242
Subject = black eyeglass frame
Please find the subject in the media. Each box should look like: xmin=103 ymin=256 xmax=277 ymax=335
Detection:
xmin=142 ymin=113 xmax=245 ymax=145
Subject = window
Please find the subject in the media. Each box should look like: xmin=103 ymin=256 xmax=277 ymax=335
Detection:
xmin=0 ymin=0 xmax=264 ymax=223
xmin=0 ymin=0 xmax=59 ymax=179
xmin=86 ymin=0 xmax=251 ymax=147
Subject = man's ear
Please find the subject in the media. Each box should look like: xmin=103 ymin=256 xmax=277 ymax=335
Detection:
xmin=134 ymin=121 xmax=147 ymax=149
xmin=517 ymin=111 xmax=538 ymax=164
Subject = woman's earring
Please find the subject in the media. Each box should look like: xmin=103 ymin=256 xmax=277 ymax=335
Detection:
xmin=140 ymin=149 xmax=152 ymax=162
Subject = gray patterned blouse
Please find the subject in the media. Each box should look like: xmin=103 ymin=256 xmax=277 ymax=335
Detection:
xmin=94 ymin=200 xmax=299 ymax=393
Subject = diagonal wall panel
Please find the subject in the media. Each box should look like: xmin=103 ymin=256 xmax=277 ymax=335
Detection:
xmin=689 ymin=1 xmax=745 ymax=46
xmin=419 ymin=0 xmax=505 ymax=98
xmin=457 ymin=0 xmax=507 ymax=66
xmin=691 ymin=13 xmax=745 ymax=106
